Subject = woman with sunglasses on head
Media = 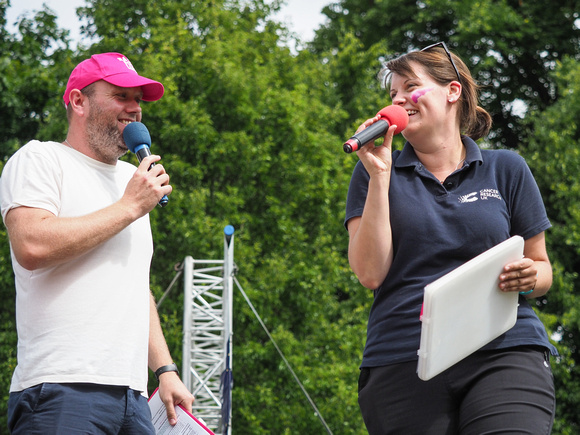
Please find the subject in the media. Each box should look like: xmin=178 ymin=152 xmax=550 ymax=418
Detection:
xmin=345 ymin=43 xmax=556 ymax=434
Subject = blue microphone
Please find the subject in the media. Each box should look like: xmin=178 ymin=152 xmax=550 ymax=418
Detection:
xmin=123 ymin=122 xmax=169 ymax=207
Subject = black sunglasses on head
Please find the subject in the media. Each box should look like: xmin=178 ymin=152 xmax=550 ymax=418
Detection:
xmin=421 ymin=42 xmax=462 ymax=84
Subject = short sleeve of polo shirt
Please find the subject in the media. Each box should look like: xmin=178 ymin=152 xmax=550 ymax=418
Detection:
xmin=344 ymin=160 xmax=370 ymax=229
xmin=497 ymin=150 xmax=551 ymax=239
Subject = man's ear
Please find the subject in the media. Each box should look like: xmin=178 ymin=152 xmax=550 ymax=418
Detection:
xmin=68 ymin=89 xmax=89 ymax=117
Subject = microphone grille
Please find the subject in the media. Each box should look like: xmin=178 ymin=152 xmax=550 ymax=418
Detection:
xmin=123 ymin=122 xmax=151 ymax=153
xmin=376 ymin=105 xmax=409 ymax=134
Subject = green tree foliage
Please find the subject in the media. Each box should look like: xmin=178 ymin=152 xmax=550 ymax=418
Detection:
xmin=0 ymin=0 xmax=72 ymax=156
xmin=525 ymin=57 xmax=580 ymax=433
xmin=0 ymin=0 xmax=369 ymax=432
xmin=0 ymin=0 xmax=74 ymax=425
xmin=1 ymin=0 xmax=579 ymax=433
xmin=314 ymin=3 xmax=580 ymax=427
xmin=312 ymin=0 xmax=580 ymax=148
xmin=71 ymin=1 xmax=370 ymax=432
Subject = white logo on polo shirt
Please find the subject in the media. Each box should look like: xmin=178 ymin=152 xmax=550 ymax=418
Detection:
xmin=459 ymin=192 xmax=478 ymax=203
xmin=458 ymin=189 xmax=503 ymax=204
xmin=480 ymin=189 xmax=502 ymax=201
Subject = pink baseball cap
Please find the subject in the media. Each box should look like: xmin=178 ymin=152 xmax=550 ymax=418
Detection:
xmin=63 ymin=52 xmax=164 ymax=106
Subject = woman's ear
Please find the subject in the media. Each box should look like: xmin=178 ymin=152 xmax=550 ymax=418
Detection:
xmin=447 ymin=81 xmax=462 ymax=103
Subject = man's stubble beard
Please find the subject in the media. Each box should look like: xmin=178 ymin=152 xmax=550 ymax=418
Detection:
xmin=85 ymin=102 xmax=128 ymax=164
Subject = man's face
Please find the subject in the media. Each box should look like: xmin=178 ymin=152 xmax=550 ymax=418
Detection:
xmin=85 ymin=81 xmax=144 ymax=164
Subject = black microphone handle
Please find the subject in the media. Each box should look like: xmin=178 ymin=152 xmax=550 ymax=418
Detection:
xmin=135 ymin=145 xmax=169 ymax=207
xmin=343 ymin=119 xmax=390 ymax=153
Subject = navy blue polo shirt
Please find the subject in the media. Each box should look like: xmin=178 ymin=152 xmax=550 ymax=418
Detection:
xmin=345 ymin=136 xmax=557 ymax=368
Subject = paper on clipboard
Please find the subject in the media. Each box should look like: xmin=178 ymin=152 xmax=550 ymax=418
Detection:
xmin=417 ymin=236 xmax=524 ymax=381
xmin=148 ymin=388 xmax=215 ymax=435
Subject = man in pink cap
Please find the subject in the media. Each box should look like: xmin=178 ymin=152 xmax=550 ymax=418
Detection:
xmin=1 ymin=52 xmax=193 ymax=434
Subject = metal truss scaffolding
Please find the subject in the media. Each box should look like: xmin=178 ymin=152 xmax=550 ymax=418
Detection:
xmin=182 ymin=226 xmax=234 ymax=435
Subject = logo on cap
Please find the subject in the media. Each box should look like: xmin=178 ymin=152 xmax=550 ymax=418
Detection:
xmin=117 ymin=56 xmax=137 ymax=73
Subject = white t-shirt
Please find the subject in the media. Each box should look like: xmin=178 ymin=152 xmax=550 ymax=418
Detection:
xmin=0 ymin=140 xmax=153 ymax=393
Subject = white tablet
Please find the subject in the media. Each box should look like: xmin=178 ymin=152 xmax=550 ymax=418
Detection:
xmin=417 ymin=236 xmax=524 ymax=381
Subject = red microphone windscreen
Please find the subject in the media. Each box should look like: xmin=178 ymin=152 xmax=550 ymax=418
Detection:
xmin=376 ymin=105 xmax=409 ymax=134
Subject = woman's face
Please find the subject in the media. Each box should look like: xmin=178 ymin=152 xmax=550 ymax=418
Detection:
xmin=389 ymin=62 xmax=456 ymax=142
